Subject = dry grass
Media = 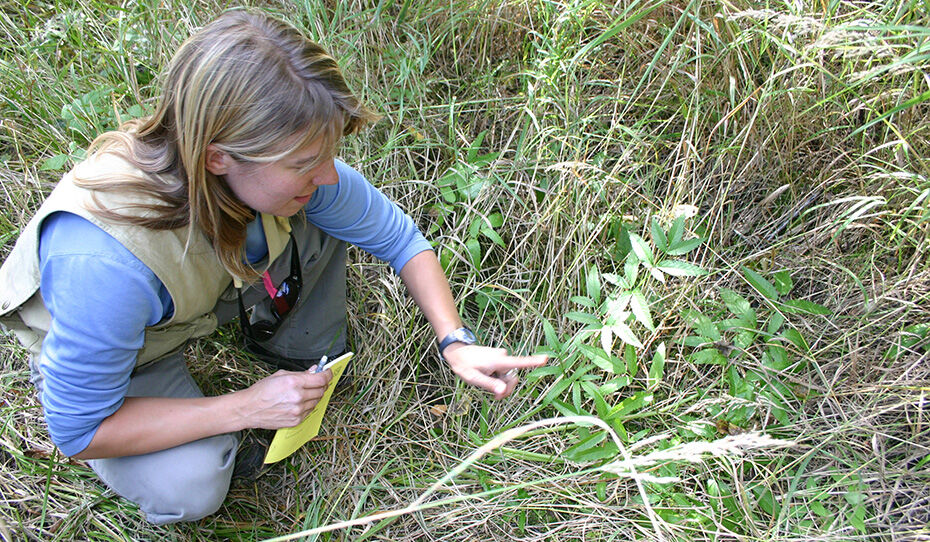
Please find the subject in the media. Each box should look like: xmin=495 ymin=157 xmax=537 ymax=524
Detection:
xmin=1 ymin=0 xmax=929 ymax=540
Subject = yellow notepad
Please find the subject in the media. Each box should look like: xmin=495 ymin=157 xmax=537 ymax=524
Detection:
xmin=263 ymin=351 xmax=354 ymax=464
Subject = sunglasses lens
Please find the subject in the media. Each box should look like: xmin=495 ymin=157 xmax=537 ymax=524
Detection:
xmin=271 ymin=277 xmax=299 ymax=317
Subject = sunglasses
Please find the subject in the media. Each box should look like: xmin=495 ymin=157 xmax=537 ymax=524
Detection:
xmin=237 ymin=232 xmax=303 ymax=342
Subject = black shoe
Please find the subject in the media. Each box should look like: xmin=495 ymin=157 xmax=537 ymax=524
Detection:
xmin=232 ymin=431 xmax=270 ymax=483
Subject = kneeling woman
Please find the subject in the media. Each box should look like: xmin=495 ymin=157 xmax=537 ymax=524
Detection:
xmin=0 ymin=9 xmax=545 ymax=524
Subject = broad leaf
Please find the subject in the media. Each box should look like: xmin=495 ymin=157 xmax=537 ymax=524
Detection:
xmin=781 ymin=299 xmax=831 ymax=315
xmin=586 ymin=265 xmax=602 ymax=303
xmin=648 ymin=342 xmax=665 ymax=389
xmin=681 ymin=309 xmax=721 ymax=341
xmin=666 ymin=237 xmax=703 ymax=256
xmin=719 ymin=288 xmax=756 ymax=323
xmin=611 ymin=322 xmax=643 ymax=348
xmin=689 ymin=349 xmax=727 ymax=364
xmin=742 ymin=267 xmax=780 ymax=300
xmin=773 ymin=270 xmax=794 ymax=295
xmin=668 ymin=215 xmax=685 ymax=245
xmin=480 ymin=226 xmax=505 ymax=247
xmin=630 ymin=289 xmax=655 ymax=331
xmin=628 ymin=233 xmax=654 ymax=265
xmin=624 ymin=254 xmax=639 ymax=286
xmin=565 ymin=311 xmax=601 ymax=326
xmin=657 ymin=259 xmax=706 ymax=276
xmin=542 ymin=319 xmax=561 ymax=351
xmin=580 ymin=344 xmax=616 ymax=373
xmin=465 ymin=238 xmax=482 ymax=269
xmin=570 ymin=295 xmax=597 ymax=308
xmin=651 ymin=217 xmax=668 ymax=253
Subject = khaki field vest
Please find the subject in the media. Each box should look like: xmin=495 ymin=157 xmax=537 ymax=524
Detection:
xmin=0 ymin=153 xmax=290 ymax=366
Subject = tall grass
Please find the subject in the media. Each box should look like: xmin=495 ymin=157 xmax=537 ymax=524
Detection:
xmin=1 ymin=0 xmax=928 ymax=540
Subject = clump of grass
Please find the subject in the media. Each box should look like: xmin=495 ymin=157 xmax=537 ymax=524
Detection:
xmin=1 ymin=0 xmax=928 ymax=540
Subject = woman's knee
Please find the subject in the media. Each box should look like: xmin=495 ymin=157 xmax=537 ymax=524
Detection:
xmin=91 ymin=433 xmax=238 ymax=524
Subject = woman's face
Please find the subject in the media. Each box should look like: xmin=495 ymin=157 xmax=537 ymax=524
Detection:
xmin=207 ymin=136 xmax=339 ymax=217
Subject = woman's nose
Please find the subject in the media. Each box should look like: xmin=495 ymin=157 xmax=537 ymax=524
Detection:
xmin=311 ymin=160 xmax=339 ymax=186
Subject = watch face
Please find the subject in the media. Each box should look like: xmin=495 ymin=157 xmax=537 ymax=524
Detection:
xmin=454 ymin=328 xmax=477 ymax=343
xmin=439 ymin=327 xmax=478 ymax=358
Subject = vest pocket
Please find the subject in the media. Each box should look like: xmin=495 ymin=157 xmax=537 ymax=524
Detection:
xmin=136 ymin=313 xmax=219 ymax=367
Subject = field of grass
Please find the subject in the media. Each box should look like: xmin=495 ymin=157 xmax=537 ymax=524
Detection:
xmin=1 ymin=0 xmax=928 ymax=540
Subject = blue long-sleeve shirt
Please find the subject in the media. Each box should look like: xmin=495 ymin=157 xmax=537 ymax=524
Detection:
xmin=37 ymin=159 xmax=430 ymax=455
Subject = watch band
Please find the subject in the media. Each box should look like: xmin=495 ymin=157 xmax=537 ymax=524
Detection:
xmin=438 ymin=327 xmax=477 ymax=358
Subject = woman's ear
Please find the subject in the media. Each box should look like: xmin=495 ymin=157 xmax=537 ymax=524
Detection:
xmin=204 ymin=144 xmax=231 ymax=175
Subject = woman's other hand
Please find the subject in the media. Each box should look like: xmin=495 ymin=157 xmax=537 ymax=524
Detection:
xmin=442 ymin=345 xmax=548 ymax=399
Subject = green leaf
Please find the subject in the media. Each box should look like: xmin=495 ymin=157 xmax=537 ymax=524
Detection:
xmin=438 ymin=246 xmax=453 ymax=272
xmin=656 ymin=259 xmax=706 ymax=277
xmin=689 ymin=349 xmax=726 ymax=364
xmin=599 ymin=375 xmax=631 ymax=395
xmin=551 ymin=398 xmax=585 ymax=417
xmin=580 ymin=381 xmax=610 ymax=419
xmin=40 ymin=153 xmax=70 ymax=171
xmin=542 ymin=377 xmax=573 ymax=406
xmin=526 ymin=364 xmax=563 ymax=380
xmin=480 ymin=226 xmax=505 ymax=247
xmin=465 ymin=238 xmax=482 ymax=269
xmin=564 ymin=429 xmax=616 ymax=463
xmin=609 ymin=391 xmax=653 ymax=418
xmin=580 ymin=344 xmax=617 ymax=374
xmin=719 ymin=288 xmax=756 ymax=323
xmin=651 ymin=217 xmax=667 ymax=253
xmin=649 ymin=267 xmax=666 ymax=283
xmin=630 ymin=289 xmax=655 ymax=331
xmin=599 ymin=326 xmax=614 ymax=357
xmin=773 ymin=270 xmax=794 ymax=295
xmin=605 ymin=293 xmax=630 ymax=322
xmin=611 ymin=322 xmax=643 ymax=348
xmin=586 ymin=265 xmax=601 ymax=304
xmin=780 ymin=299 xmax=831 ymax=315
xmin=628 ymin=233 xmax=654 ymax=265
xmin=681 ymin=309 xmax=721 ymax=341
xmin=468 ymin=217 xmax=482 ymax=238
xmin=624 ymin=254 xmax=639 ymax=286
xmin=648 ymin=342 xmax=665 ymax=389
xmin=767 ymin=312 xmax=786 ymax=335
xmin=742 ymin=267 xmax=780 ymax=300
xmin=765 ymin=343 xmax=790 ymax=371
xmin=596 ymin=481 xmax=608 ymax=502
xmin=810 ymin=501 xmax=830 ymax=517
xmin=665 ymin=237 xmax=703 ymax=256
xmin=455 ymin=168 xmax=486 ymax=200
xmin=570 ymin=295 xmax=597 ymax=308
xmin=466 ymin=129 xmax=488 ymax=162
xmin=781 ymin=328 xmax=809 ymax=352
xmin=542 ymin=319 xmax=561 ymax=352
xmin=668 ymin=215 xmax=685 ymax=245
xmin=437 ymin=171 xmax=461 ymax=203
xmin=487 ymin=212 xmax=504 ymax=228
xmin=846 ymin=503 xmax=866 ymax=534
xmin=565 ymin=311 xmax=602 ymax=326
xmin=753 ymin=485 xmax=780 ymax=516
xmin=624 ymin=344 xmax=638 ymax=376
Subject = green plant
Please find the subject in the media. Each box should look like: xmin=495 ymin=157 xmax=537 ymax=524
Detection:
xmin=433 ymin=130 xmax=508 ymax=272
xmin=681 ymin=268 xmax=829 ymax=427
xmin=527 ymin=215 xmax=705 ymax=440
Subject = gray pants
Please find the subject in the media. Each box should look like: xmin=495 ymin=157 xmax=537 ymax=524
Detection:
xmin=81 ymin=222 xmax=346 ymax=524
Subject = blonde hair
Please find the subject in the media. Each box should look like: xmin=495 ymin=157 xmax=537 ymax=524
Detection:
xmin=77 ymin=9 xmax=378 ymax=279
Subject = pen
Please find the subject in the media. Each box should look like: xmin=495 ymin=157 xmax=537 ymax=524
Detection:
xmin=311 ymin=355 xmax=339 ymax=374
